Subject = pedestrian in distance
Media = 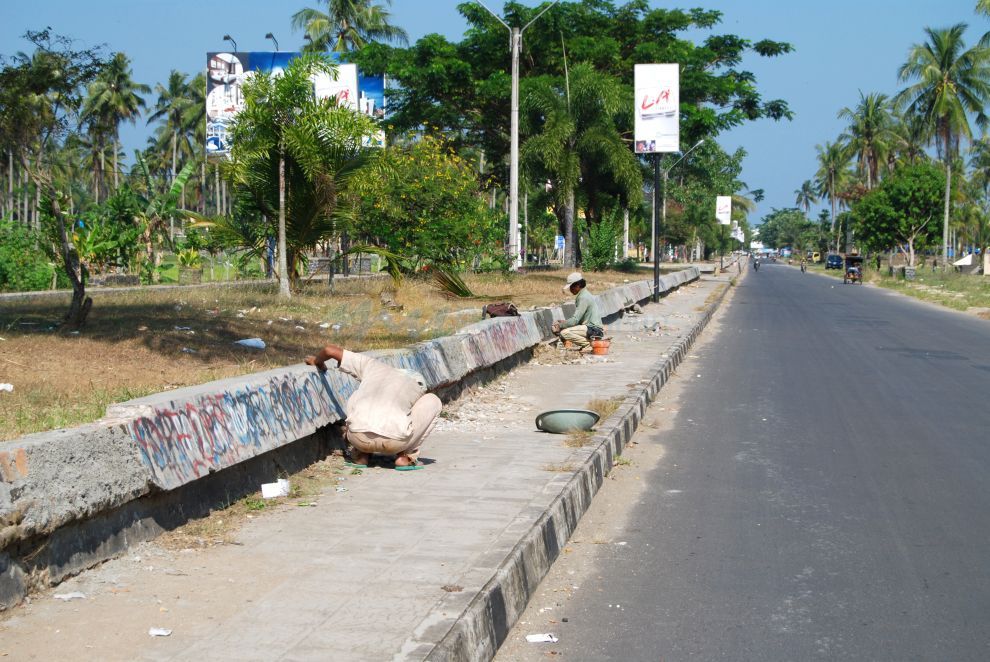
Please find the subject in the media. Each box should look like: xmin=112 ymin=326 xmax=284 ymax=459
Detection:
xmin=553 ymin=272 xmax=604 ymax=353
xmin=305 ymin=343 xmax=441 ymax=471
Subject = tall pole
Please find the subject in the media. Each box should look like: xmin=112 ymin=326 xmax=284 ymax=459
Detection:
xmin=653 ymin=156 xmax=661 ymax=302
xmin=476 ymin=1 xmax=558 ymax=272
xmin=510 ymin=27 xmax=521 ymax=270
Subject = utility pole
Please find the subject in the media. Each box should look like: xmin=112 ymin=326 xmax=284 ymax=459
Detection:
xmin=654 ymin=139 xmax=703 ymax=302
xmin=476 ymin=1 xmax=559 ymax=271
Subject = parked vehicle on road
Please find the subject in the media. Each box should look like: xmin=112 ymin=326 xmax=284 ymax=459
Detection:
xmin=825 ymin=254 xmax=844 ymax=270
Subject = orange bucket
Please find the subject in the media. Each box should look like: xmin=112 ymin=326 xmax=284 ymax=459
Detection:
xmin=591 ymin=339 xmax=610 ymax=355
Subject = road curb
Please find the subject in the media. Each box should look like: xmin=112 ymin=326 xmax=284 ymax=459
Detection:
xmin=414 ymin=280 xmax=734 ymax=661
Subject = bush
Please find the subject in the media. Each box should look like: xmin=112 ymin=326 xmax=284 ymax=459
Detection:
xmin=582 ymin=218 xmax=619 ymax=272
xmin=0 ymin=220 xmax=57 ymax=292
xmin=613 ymin=257 xmax=639 ymax=273
xmin=352 ymin=134 xmax=503 ymax=269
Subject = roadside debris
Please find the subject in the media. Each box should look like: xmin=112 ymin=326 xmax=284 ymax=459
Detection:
xmin=53 ymin=592 xmax=86 ymax=601
xmin=260 ymin=479 xmax=290 ymax=499
xmin=234 ymin=338 xmax=266 ymax=350
xmin=180 ymin=347 xmax=197 ymax=354
xmin=148 ymin=628 xmax=172 ymax=637
xmin=0 ymin=383 xmax=13 ymax=393
xmin=525 ymin=633 xmax=558 ymax=643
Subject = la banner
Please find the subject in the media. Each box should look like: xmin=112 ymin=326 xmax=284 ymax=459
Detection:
xmin=634 ymin=64 xmax=679 ymax=154
xmin=716 ymin=196 xmax=732 ymax=225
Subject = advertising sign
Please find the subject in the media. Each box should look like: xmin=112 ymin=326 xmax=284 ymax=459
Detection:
xmin=634 ymin=64 xmax=679 ymax=154
xmin=206 ymin=52 xmax=386 ymax=158
xmin=716 ymin=195 xmax=732 ymax=225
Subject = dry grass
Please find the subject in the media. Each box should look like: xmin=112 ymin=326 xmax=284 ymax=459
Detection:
xmin=0 ymin=270 xmax=641 ymax=440
xmin=564 ymin=430 xmax=594 ymax=448
xmin=542 ymin=462 xmax=578 ymax=472
xmin=586 ymin=395 xmax=624 ymax=422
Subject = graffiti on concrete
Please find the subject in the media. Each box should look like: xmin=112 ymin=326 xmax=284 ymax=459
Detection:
xmin=128 ymin=372 xmax=341 ymax=489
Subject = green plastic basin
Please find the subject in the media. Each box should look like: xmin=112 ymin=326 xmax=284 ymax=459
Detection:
xmin=535 ymin=409 xmax=601 ymax=434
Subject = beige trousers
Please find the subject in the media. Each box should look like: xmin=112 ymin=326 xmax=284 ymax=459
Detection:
xmin=558 ymin=324 xmax=590 ymax=350
xmin=345 ymin=393 xmax=442 ymax=461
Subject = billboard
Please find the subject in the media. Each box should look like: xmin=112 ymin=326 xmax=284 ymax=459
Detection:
xmin=716 ymin=195 xmax=732 ymax=225
xmin=206 ymin=52 xmax=386 ymax=158
xmin=634 ymin=64 xmax=679 ymax=154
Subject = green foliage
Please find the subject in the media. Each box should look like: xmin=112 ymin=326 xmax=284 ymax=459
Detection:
xmin=583 ymin=216 xmax=619 ymax=271
xmin=613 ymin=258 xmax=640 ymax=273
xmin=351 ymin=133 xmax=501 ymax=267
xmin=851 ymin=162 xmax=945 ymax=264
xmin=0 ymin=220 xmax=56 ymax=292
xmin=176 ymin=249 xmax=202 ymax=268
xmin=757 ymin=208 xmax=817 ymax=250
xmin=223 ymin=53 xmax=379 ymax=284
xmin=358 ymin=2 xmax=793 ymax=190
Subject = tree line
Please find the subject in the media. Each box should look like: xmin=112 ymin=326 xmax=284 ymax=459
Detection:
xmin=765 ymin=2 xmax=990 ymax=269
xmin=0 ymin=0 xmax=794 ymax=327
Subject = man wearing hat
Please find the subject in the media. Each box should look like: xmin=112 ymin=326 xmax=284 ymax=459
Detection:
xmin=553 ymin=272 xmax=604 ymax=352
xmin=306 ymin=343 xmax=441 ymax=470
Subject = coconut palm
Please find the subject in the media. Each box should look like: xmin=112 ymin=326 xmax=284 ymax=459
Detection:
xmin=146 ymin=71 xmax=196 ymax=184
xmin=814 ymin=141 xmax=852 ymax=251
xmin=888 ymin=108 xmax=931 ymax=167
xmin=896 ymin=23 xmax=990 ymax=266
xmin=794 ymin=179 xmax=818 ymax=215
xmin=837 ymin=91 xmax=893 ymax=189
xmin=81 ymin=53 xmax=149 ymax=190
xmin=292 ymin=0 xmax=408 ymax=53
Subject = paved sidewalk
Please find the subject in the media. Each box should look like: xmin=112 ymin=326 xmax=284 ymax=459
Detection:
xmin=0 ymin=275 xmax=732 ymax=661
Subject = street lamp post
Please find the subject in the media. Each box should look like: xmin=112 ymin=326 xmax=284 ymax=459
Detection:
xmin=654 ymin=139 xmax=704 ymax=302
xmin=222 ymin=34 xmax=238 ymax=52
xmin=475 ymin=1 xmax=558 ymax=271
xmin=265 ymin=32 xmax=280 ymax=51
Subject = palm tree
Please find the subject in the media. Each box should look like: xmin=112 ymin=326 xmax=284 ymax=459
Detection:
xmin=292 ymin=0 xmax=408 ymax=53
xmin=814 ymin=141 xmax=851 ymax=251
xmin=896 ymin=23 xmax=990 ymax=266
xmin=521 ymin=65 xmax=642 ymax=267
xmin=794 ymin=179 xmax=818 ymax=215
xmin=837 ymin=91 xmax=893 ymax=189
xmin=81 ymin=53 xmax=150 ymax=190
xmin=888 ymin=109 xmax=931 ymax=167
xmin=146 ymin=71 xmax=195 ymax=185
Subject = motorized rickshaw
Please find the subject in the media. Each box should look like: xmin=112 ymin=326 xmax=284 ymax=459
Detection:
xmin=843 ymin=255 xmax=864 ymax=284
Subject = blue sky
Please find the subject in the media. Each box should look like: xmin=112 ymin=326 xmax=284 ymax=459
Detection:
xmin=1 ymin=0 xmax=985 ymax=219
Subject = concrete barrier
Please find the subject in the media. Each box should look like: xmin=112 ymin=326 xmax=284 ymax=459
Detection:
xmin=0 ymin=269 xmax=698 ymax=609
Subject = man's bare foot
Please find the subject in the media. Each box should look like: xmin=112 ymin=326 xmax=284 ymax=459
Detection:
xmin=394 ymin=454 xmax=416 ymax=467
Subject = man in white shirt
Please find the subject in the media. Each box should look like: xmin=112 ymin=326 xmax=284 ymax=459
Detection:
xmin=306 ymin=343 xmax=441 ymax=470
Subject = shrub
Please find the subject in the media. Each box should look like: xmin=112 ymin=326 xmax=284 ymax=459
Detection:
xmin=0 ymin=220 xmax=57 ymax=292
xmin=583 ymin=218 xmax=619 ymax=272
xmin=352 ymin=134 xmax=503 ymax=269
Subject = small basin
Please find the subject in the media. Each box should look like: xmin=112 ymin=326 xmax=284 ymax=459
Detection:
xmin=535 ymin=409 xmax=601 ymax=434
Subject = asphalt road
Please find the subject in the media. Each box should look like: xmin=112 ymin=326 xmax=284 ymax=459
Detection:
xmin=539 ymin=265 xmax=990 ymax=661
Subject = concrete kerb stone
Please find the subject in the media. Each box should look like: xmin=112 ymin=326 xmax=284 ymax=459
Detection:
xmin=415 ymin=277 xmax=730 ymax=662
xmin=0 ymin=269 xmax=700 ymax=610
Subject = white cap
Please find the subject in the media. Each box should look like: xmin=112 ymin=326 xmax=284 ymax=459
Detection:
xmin=562 ymin=272 xmax=584 ymax=292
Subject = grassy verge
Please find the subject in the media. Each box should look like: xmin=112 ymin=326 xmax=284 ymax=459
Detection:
xmin=807 ymin=262 xmax=990 ymax=314
xmin=0 ymin=268 xmax=653 ymax=440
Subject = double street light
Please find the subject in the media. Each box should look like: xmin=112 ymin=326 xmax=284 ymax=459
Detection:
xmin=475 ymin=0 xmax=559 ymax=270
xmin=653 ymin=138 xmax=704 ymax=301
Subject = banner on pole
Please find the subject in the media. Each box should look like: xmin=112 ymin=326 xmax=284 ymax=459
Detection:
xmin=634 ymin=64 xmax=679 ymax=154
xmin=716 ymin=195 xmax=732 ymax=225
